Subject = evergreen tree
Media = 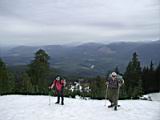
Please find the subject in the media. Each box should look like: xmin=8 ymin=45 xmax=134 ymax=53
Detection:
xmin=142 ymin=66 xmax=149 ymax=93
xmin=114 ymin=66 xmax=120 ymax=74
xmin=27 ymin=49 xmax=50 ymax=94
xmin=148 ymin=61 xmax=156 ymax=92
xmin=20 ymin=72 xmax=33 ymax=94
xmin=142 ymin=62 xmax=160 ymax=94
xmin=0 ymin=58 xmax=15 ymax=94
xmin=90 ymin=76 xmax=105 ymax=99
xmin=124 ymin=52 xmax=143 ymax=98
xmin=155 ymin=63 xmax=160 ymax=91
xmin=7 ymin=72 xmax=15 ymax=94
xmin=0 ymin=58 xmax=8 ymax=94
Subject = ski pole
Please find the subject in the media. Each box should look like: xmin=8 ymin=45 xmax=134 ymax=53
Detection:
xmin=104 ymin=85 xmax=108 ymax=106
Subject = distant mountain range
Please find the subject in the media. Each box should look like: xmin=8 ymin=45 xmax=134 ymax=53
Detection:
xmin=0 ymin=40 xmax=160 ymax=77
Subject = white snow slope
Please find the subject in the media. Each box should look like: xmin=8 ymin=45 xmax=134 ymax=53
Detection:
xmin=0 ymin=95 xmax=160 ymax=120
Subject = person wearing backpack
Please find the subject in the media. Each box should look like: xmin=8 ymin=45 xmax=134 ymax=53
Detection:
xmin=49 ymin=76 xmax=66 ymax=105
xmin=106 ymin=72 xmax=124 ymax=111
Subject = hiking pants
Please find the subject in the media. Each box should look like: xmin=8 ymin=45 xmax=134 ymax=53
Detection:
xmin=107 ymin=88 xmax=119 ymax=106
xmin=56 ymin=88 xmax=64 ymax=104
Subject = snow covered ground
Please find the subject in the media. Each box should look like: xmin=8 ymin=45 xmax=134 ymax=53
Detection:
xmin=0 ymin=94 xmax=160 ymax=120
xmin=147 ymin=93 xmax=160 ymax=101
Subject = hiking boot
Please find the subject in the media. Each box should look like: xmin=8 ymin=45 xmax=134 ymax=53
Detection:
xmin=55 ymin=102 xmax=59 ymax=104
xmin=61 ymin=102 xmax=64 ymax=105
xmin=114 ymin=106 xmax=117 ymax=111
xmin=108 ymin=104 xmax=114 ymax=108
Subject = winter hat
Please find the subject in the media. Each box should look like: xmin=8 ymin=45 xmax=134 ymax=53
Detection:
xmin=111 ymin=72 xmax=117 ymax=77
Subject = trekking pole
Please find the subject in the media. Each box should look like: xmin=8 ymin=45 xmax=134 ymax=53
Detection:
xmin=116 ymin=77 xmax=124 ymax=107
xmin=104 ymin=85 xmax=108 ymax=106
xmin=117 ymin=84 xmax=121 ymax=107
xmin=49 ymin=89 xmax=51 ymax=106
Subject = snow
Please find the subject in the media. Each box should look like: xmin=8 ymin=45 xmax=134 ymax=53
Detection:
xmin=0 ymin=95 xmax=160 ymax=120
xmin=147 ymin=93 xmax=160 ymax=101
xmin=140 ymin=92 xmax=160 ymax=101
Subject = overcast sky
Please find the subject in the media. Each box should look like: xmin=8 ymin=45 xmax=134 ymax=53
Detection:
xmin=0 ymin=0 xmax=159 ymax=46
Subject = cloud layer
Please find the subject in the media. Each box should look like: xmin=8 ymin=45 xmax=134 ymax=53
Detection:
xmin=0 ymin=0 xmax=159 ymax=46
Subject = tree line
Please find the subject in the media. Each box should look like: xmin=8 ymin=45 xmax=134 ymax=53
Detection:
xmin=0 ymin=49 xmax=160 ymax=99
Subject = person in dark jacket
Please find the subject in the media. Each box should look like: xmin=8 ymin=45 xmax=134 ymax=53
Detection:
xmin=106 ymin=72 xmax=124 ymax=111
xmin=49 ymin=76 xmax=66 ymax=105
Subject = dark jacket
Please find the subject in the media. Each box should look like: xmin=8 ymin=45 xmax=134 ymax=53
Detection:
xmin=107 ymin=75 xmax=124 ymax=89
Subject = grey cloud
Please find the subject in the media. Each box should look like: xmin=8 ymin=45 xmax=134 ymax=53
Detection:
xmin=0 ymin=0 xmax=159 ymax=46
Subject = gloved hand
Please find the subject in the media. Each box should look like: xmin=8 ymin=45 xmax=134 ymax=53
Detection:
xmin=118 ymin=84 xmax=122 ymax=87
xmin=48 ymin=86 xmax=52 ymax=89
xmin=106 ymin=82 xmax=109 ymax=86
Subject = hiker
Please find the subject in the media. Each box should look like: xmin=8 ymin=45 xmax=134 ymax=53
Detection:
xmin=106 ymin=72 xmax=124 ymax=111
xmin=49 ymin=76 xmax=66 ymax=105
